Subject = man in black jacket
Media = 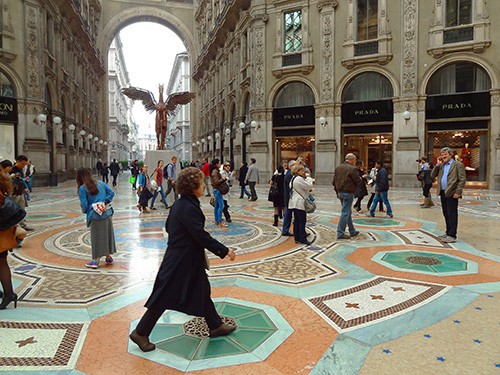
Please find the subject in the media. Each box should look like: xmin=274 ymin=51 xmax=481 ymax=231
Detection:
xmin=281 ymin=160 xmax=294 ymax=236
xmin=368 ymin=161 xmax=393 ymax=218
xmin=109 ymin=159 xmax=120 ymax=187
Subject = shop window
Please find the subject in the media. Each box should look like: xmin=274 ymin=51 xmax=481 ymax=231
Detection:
xmin=342 ymin=73 xmax=393 ymax=102
xmin=342 ymin=0 xmax=391 ymax=68
xmin=429 ymin=130 xmax=487 ymax=182
xmin=344 ymin=133 xmax=393 ymax=178
xmin=426 ymin=62 xmax=491 ymax=95
xmin=428 ymin=0 xmax=490 ymax=57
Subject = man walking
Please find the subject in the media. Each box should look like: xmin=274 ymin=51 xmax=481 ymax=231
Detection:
xmin=201 ymin=157 xmax=212 ymax=196
xmin=431 ymin=147 xmax=466 ymax=243
xmin=165 ymin=156 xmax=179 ymax=202
xmin=245 ymin=158 xmax=259 ymax=201
xmin=333 ymin=153 xmax=361 ymax=240
xmin=109 ymin=159 xmax=120 ymax=187
xmin=368 ymin=161 xmax=394 ymax=218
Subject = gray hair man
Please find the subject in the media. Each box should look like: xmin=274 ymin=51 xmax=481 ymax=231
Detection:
xmin=332 ymin=153 xmax=362 ymax=240
xmin=431 ymin=146 xmax=466 ymax=243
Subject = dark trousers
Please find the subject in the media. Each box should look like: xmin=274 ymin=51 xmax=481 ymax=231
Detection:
xmin=112 ymin=174 xmax=118 ymax=186
xmin=292 ymin=209 xmax=307 ymax=243
xmin=223 ymin=199 xmax=231 ymax=221
xmin=353 ymin=196 xmax=364 ymax=211
xmin=282 ymin=207 xmax=292 ymax=234
xmin=422 ymin=183 xmax=432 ymax=198
xmin=440 ymin=191 xmax=459 ymax=238
xmin=367 ymin=193 xmax=383 ymax=211
xmin=136 ymin=300 xmax=222 ymax=337
xmin=248 ymin=182 xmax=257 ymax=200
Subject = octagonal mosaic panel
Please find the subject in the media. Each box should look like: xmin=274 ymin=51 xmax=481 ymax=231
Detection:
xmin=129 ymin=298 xmax=293 ymax=372
xmin=353 ymin=218 xmax=403 ymax=227
xmin=372 ymin=250 xmax=478 ymax=276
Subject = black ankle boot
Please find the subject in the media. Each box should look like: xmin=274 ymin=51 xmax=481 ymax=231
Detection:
xmin=273 ymin=215 xmax=279 ymax=226
xmin=0 ymin=293 xmax=18 ymax=310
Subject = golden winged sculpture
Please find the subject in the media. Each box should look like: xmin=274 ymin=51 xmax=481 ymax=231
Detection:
xmin=122 ymin=84 xmax=195 ymax=150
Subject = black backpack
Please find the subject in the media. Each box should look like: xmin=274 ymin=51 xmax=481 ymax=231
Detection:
xmin=163 ymin=163 xmax=172 ymax=179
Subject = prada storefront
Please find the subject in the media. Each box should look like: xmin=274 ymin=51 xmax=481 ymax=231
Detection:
xmin=426 ymin=92 xmax=490 ymax=184
xmin=273 ymin=105 xmax=315 ymax=172
xmin=342 ymin=99 xmax=394 ymax=176
xmin=0 ymin=96 xmax=17 ymax=162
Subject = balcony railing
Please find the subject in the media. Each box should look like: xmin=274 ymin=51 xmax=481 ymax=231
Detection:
xmin=354 ymin=41 xmax=378 ymax=56
xmin=443 ymin=26 xmax=473 ymax=44
xmin=282 ymin=53 xmax=302 ymax=67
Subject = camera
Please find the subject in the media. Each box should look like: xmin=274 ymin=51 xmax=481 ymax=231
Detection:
xmin=416 ymin=159 xmax=422 ymax=163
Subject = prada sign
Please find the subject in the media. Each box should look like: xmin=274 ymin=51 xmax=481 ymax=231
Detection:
xmin=342 ymin=100 xmax=393 ymax=124
xmin=426 ymin=92 xmax=490 ymax=119
xmin=273 ymin=106 xmax=315 ymax=127
xmin=0 ymin=96 xmax=18 ymax=123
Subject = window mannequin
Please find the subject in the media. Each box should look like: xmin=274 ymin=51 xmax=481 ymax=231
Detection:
xmin=461 ymin=143 xmax=471 ymax=167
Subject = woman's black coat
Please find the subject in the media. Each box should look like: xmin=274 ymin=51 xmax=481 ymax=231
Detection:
xmin=145 ymin=195 xmax=229 ymax=315
xmin=271 ymin=173 xmax=285 ymax=207
xmin=238 ymin=166 xmax=248 ymax=187
xmin=354 ymin=169 xmax=368 ymax=198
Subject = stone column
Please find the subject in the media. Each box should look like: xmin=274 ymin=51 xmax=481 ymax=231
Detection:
xmin=491 ymin=90 xmax=500 ymax=189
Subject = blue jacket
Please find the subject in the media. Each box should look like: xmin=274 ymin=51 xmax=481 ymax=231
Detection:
xmin=375 ymin=167 xmax=390 ymax=192
xmin=78 ymin=180 xmax=115 ymax=227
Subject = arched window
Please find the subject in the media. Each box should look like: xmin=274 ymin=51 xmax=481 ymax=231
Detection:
xmin=342 ymin=72 xmax=393 ymax=102
xmin=0 ymin=71 xmax=15 ymax=97
xmin=426 ymin=62 xmax=491 ymax=95
xmin=274 ymin=82 xmax=314 ymax=108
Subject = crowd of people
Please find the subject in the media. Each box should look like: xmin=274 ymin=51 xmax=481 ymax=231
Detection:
xmin=1 ymin=148 xmax=466 ymax=353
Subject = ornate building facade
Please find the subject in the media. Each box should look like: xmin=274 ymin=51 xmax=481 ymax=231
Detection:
xmin=191 ymin=0 xmax=500 ymax=188
xmin=107 ymin=35 xmax=137 ymax=164
xmin=1 ymin=0 xmax=108 ymax=185
xmin=166 ymin=52 xmax=192 ymax=163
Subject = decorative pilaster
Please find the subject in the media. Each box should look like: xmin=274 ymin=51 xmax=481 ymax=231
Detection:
xmin=402 ymin=0 xmax=418 ymax=96
xmin=319 ymin=12 xmax=335 ymax=103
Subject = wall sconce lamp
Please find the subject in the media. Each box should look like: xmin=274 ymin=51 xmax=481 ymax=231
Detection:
xmin=34 ymin=113 xmax=47 ymax=125
xmin=207 ymin=135 xmax=213 ymax=141
xmin=192 ymin=142 xmax=196 ymax=147
xmin=88 ymin=134 xmax=93 ymax=139
xmin=225 ymin=128 xmax=231 ymax=136
xmin=99 ymin=140 xmax=104 ymax=145
xmin=103 ymin=142 xmax=108 ymax=146
xmin=250 ymin=120 xmax=260 ymax=131
xmin=196 ymin=141 xmax=201 ymax=146
xmin=201 ymin=138 xmax=206 ymax=143
xmin=402 ymin=110 xmax=411 ymax=125
xmin=238 ymin=121 xmax=246 ymax=129
xmin=68 ymin=124 xmax=76 ymax=133
xmin=94 ymin=137 xmax=99 ymax=143
xmin=79 ymin=130 xmax=86 ymax=136
xmin=319 ymin=116 xmax=328 ymax=129
xmin=53 ymin=116 xmax=62 ymax=126
xmin=215 ymin=132 xmax=220 ymax=139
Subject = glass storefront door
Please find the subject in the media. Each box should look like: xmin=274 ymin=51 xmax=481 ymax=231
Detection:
xmin=0 ymin=123 xmax=15 ymax=161
xmin=275 ymin=136 xmax=315 ymax=173
xmin=344 ymin=133 xmax=393 ymax=176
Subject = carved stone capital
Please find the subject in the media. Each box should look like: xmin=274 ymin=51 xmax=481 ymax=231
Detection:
xmin=316 ymin=0 xmax=339 ymax=12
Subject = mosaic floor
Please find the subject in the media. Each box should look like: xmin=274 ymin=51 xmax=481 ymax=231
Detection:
xmin=1 ymin=173 xmax=499 ymax=374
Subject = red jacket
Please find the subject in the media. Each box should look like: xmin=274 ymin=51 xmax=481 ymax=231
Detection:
xmin=201 ymin=162 xmax=210 ymax=177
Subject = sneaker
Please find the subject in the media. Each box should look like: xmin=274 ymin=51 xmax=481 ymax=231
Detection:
xmin=438 ymin=234 xmax=448 ymax=239
xmin=85 ymin=260 xmax=99 ymax=269
xmin=337 ymin=234 xmax=350 ymax=240
xmin=350 ymin=231 xmax=360 ymax=237
xmin=105 ymin=257 xmax=114 ymax=265
xmin=442 ymin=236 xmax=457 ymax=243
xmin=150 ymin=207 xmax=157 ymax=210
xmin=385 ymin=214 xmax=394 ymax=218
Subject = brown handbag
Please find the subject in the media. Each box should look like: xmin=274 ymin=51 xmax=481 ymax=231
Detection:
xmin=0 ymin=227 xmax=17 ymax=253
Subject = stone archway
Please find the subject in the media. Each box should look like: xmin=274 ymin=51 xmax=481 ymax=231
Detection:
xmin=97 ymin=3 xmax=198 ymax=152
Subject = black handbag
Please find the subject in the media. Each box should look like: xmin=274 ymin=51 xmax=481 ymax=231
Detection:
xmin=217 ymin=181 xmax=230 ymax=195
xmin=0 ymin=197 xmax=27 ymax=230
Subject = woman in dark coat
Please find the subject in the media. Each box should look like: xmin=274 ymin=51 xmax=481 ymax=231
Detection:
xmin=238 ymin=161 xmax=251 ymax=199
xmin=269 ymin=165 xmax=285 ymax=226
xmin=130 ymin=167 xmax=237 ymax=352
xmin=353 ymin=160 xmax=368 ymax=212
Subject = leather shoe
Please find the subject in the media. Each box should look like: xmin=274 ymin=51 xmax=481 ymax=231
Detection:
xmin=23 ymin=226 xmax=35 ymax=231
xmin=282 ymin=232 xmax=293 ymax=236
xmin=209 ymin=323 xmax=236 ymax=338
xmin=299 ymin=241 xmax=312 ymax=246
xmin=130 ymin=329 xmax=156 ymax=352
xmin=350 ymin=231 xmax=360 ymax=237
xmin=337 ymin=234 xmax=350 ymax=240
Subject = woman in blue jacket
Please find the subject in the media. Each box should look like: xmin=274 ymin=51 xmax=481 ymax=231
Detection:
xmin=77 ymin=168 xmax=116 ymax=269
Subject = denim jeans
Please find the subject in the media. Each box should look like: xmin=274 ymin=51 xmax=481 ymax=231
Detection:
xmin=150 ymin=185 xmax=168 ymax=208
xmin=282 ymin=207 xmax=292 ymax=234
xmin=370 ymin=191 xmax=393 ymax=216
xmin=213 ymin=189 xmax=224 ymax=223
xmin=240 ymin=185 xmax=251 ymax=198
xmin=337 ymin=192 xmax=356 ymax=238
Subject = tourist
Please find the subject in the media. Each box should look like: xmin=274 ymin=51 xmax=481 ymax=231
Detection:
xmin=289 ymin=163 xmax=314 ymax=245
xmin=368 ymin=161 xmax=394 ymax=218
xmin=245 ymin=158 xmax=259 ymax=201
xmin=150 ymin=160 xmax=169 ymax=210
xmin=238 ymin=161 xmax=251 ymax=199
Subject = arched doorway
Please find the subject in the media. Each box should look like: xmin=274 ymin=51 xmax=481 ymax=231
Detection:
xmin=341 ymin=72 xmax=394 ymax=175
xmin=272 ymin=82 xmax=316 ymax=172
xmin=425 ymin=62 xmax=491 ymax=184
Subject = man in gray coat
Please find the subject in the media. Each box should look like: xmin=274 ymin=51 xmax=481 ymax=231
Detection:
xmin=245 ymin=158 xmax=259 ymax=201
xmin=431 ymin=147 xmax=466 ymax=243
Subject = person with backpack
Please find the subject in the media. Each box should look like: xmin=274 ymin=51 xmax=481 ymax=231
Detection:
xmin=163 ymin=156 xmax=178 ymax=203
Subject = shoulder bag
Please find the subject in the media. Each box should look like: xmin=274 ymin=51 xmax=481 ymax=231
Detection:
xmin=0 ymin=196 xmax=27 ymax=230
xmin=291 ymin=177 xmax=316 ymax=214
